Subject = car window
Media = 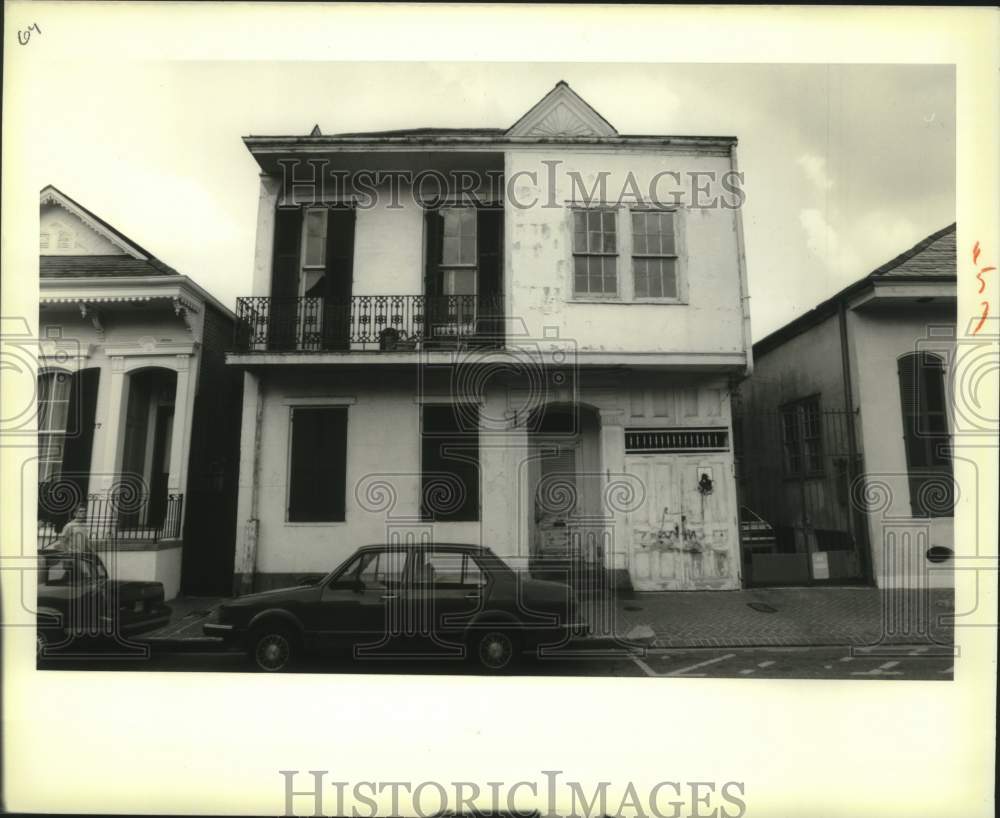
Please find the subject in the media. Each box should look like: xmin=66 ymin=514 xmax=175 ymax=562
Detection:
xmin=357 ymin=550 xmax=407 ymax=589
xmin=415 ymin=551 xmax=486 ymax=588
xmin=40 ymin=555 xmax=92 ymax=585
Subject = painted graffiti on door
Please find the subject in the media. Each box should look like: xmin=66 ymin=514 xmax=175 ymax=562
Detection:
xmin=625 ymin=456 xmax=739 ymax=590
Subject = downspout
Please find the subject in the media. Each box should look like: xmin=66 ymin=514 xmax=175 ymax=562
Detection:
xmin=838 ymin=300 xmax=870 ymax=583
xmin=731 ymin=143 xmax=754 ymax=587
xmin=237 ymin=374 xmax=265 ymax=596
xmin=731 ymin=143 xmax=754 ymax=378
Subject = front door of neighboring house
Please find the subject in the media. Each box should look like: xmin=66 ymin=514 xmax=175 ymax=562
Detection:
xmin=147 ymin=406 xmax=173 ymax=528
xmin=625 ymin=454 xmax=738 ymax=591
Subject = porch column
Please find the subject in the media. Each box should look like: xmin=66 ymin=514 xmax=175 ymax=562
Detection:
xmin=233 ymin=371 xmax=264 ymax=594
xmin=598 ymin=408 xmax=628 ymax=574
xmin=166 ymin=354 xmax=195 ymax=496
xmin=93 ymin=356 xmax=127 ymax=495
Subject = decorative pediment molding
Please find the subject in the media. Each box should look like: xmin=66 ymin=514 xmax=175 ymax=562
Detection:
xmin=507 ymin=81 xmax=618 ymax=139
xmin=39 ymin=185 xmax=148 ymax=259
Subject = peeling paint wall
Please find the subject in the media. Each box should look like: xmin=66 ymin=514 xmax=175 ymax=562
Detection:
xmin=505 ymin=150 xmax=746 ymax=355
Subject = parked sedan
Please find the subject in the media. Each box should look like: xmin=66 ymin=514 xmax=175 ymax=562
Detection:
xmin=37 ymin=549 xmax=172 ymax=657
xmin=204 ymin=543 xmax=589 ymax=672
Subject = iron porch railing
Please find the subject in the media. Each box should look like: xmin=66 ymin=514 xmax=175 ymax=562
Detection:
xmin=37 ymin=490 xmax=184 ymax=549
xmin=233 ymin=294 xmax=505 ymax=353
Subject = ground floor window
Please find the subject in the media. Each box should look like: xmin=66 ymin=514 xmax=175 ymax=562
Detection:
xmin=898 ymin=351 xmax=953 ymax=517
xmin=288 ymin=406 xmax=348 ymax=522
xmin=421 ymin=404 xmax=479 ymax=522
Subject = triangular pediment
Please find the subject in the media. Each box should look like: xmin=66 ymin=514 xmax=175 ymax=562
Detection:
xmin=39 ymin=185 xmax=149 ymax=258
xmin=507 ymin=81 xmax=618 ymax=139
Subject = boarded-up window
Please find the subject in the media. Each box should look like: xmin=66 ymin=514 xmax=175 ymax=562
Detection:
xmin=421 ymin=404 xmax=479 ymax=522
xmin=288 ymin=407 xmax=348 ymax=522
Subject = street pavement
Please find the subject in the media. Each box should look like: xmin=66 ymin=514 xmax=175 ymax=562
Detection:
xmin=37 ymin=641 xmax=955 ymax=679
xmin=37 ymin=585 xmax=955 ymax=679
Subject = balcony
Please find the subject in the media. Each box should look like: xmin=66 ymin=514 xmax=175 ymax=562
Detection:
xmin=233 ymin=295 xmax=505 ymax=353
xmin=38 ymin=490 xmax=184 ymax=550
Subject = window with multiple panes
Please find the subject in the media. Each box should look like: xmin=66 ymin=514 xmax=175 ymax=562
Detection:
xmin=781 ymin=397 xmax=824 ymax=477
xmin=288 ymin=406 xmax=348 ymax=522
xmin=572 ymin=209 xmax=618 ymax=296
xmin=897 ymin=352 xmax=953 ymax=517
xmin=421 ymin=404 xmax=480 ymax=522
xmin=439 ymin=207 xmax=478 ymax=296
xmin=300 ymin=208 xmax=328 ymax=297
xmin=631 ymin=210 xmax=678 ymax=298
xmin=37 ymin=370 xmax=72 ymax=483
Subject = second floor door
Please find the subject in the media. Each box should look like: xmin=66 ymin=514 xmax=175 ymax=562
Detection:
xmin=270 ymin=206 xmax=355 ymax=351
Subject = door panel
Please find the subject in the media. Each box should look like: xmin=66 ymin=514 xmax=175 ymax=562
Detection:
xmin=626 ymin=455 xmax=739 ymax=590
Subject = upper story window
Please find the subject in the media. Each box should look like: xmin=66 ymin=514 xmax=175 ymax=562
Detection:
xmin=572 ymin=209 xmax=618 ymax=297
xmin=897 ymin=352 xmax=953 ymax=517
xmin=40 ymin=232 xmax=50 ymax=250
xmin=631 ymin=210 xmax=678 ymax=299
xmin=781 ymin=397 xmax=823 ymax=477
xmin=300 ymin=208 xmax=328 ymax=297
xmin=439 ymin=207 xmax=478 ymax=296
xmin=570 ymin=206 xmax=684 ymax=302
xmin=57 ymin=231 xmax=73 ymax=250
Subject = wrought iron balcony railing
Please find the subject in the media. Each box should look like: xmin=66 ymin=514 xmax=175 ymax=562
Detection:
xmin=38 ymin=490 xmax=184 ymax=549
xmin=233 ymin=294 xmax=505 ymax=353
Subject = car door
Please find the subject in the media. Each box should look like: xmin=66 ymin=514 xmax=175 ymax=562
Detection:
xmin=317 ymin=548 xmax=408 ymax=647
xmin=404 ymin=549 xmax=487 ymax=650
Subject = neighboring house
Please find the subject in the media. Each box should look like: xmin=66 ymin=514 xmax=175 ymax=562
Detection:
xmin=736 ymin=224 xmax=956 ymax=589
xmin=228 ymin=81 xmax=753 ymax=593
xmin=37 ymin=186 xmax=243 ymax=598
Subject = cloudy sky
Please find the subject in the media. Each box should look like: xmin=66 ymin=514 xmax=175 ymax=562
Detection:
xmin=25 ymin=61 xmax=954 ymax=340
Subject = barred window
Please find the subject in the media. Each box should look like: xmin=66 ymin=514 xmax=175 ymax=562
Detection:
xmin=781 ymin=397 xmax=823 ymax=477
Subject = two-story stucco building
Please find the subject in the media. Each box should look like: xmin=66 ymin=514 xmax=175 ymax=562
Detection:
xmin=36 ymin=186 xmax=243 ymax=598
xmin=228 ymin=82 xmax=753 ymax=593
xmin=736 ymin=224 xmax=956 ymax=590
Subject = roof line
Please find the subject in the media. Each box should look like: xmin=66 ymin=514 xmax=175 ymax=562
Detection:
xmin=40 ymin=184 xmax=157 ymax=260
xmin=753 ymin=223 xmax=957 ymax=357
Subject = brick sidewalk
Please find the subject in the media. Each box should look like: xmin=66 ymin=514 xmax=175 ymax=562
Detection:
xmin=150 ymin=587 xmax=955 ymax=649
xmin=582 ymin=587 xmax=955 ymax=648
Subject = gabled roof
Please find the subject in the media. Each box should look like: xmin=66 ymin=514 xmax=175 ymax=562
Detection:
xmin=40 ymin=255 xmax=178 ymax=279
xmin=869 ymin=222 xmax=957 ymax=279
xmin=506 ymin=80 xmax=618 ymax=138
xmin=40 ymin=185 xmax=155 ymax=260
xmin=754 ymin=223 xmax=957 ymax=357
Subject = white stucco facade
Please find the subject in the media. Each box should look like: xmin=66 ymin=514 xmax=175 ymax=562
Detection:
xmin=230 ymin=83 xmax=752 ymax=593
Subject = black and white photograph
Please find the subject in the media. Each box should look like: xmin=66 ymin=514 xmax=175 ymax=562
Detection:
xmin=2 ymin=4 xmax=996 ymax=817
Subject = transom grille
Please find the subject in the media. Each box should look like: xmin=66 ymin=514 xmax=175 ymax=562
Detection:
xmin=625 ymin=427 xmax=729 ymax=454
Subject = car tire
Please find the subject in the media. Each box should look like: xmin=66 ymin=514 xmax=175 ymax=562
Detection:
xmin=249 ymin=623 xmax=299 ymax=672
xmin=471 ymin=628 xmax=520 ymax=673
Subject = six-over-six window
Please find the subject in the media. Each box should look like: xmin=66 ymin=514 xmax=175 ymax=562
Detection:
xmin=572 ymin=207 xmax=681 ymax=301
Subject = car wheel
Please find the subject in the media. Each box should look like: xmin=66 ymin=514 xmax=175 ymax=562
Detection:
xmin=472 ymin=629 xmax=519 ymax=672
xmin=250 ymin=624 xmax=298 ymax=672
